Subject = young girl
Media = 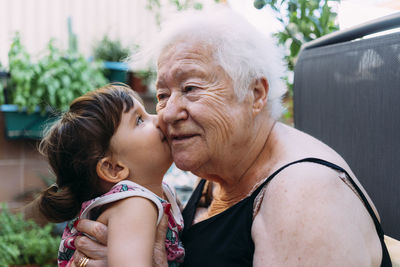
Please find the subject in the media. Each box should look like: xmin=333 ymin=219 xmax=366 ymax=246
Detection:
xmin=38 ymin=84 xmax=184 ymax=267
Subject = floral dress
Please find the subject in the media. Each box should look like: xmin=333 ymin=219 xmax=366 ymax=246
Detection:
xmin=58 ymin=180 xmax=185 ymax=267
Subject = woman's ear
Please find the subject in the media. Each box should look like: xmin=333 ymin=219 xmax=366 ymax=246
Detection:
xmin=96 ymin=157 xmax=129 ymax=183
xmin=252 ymin=77 xmax=269 ymax=115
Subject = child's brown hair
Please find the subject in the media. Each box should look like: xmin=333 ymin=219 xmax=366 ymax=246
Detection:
xmin=39 ymin=84 xmax=141 ymax=222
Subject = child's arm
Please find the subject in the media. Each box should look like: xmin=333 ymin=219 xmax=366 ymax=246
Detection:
xmin=100 ymin=196 xmax=158 ymax=267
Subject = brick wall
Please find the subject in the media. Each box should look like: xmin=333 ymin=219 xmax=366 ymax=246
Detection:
xmin=0 ymin=112 xmax=50 ymax=209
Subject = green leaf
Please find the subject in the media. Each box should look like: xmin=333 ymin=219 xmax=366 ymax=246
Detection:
xmin=308 ymin=16 xmax=323 ymax=37
xmin=0 ymin=84 xmax=4 ymax=105
xmin=7 ymin=33 xmax=107 ymax=113
xmin=193 ymin=2 xmax=203 ymax=10
xmin=290 ymin=39 xmax=301 ymax=58
xmin=0 ymin=204 xmax=60 ymax=265
xmin=254 ymin=0 xmax=267 ymax=9
xmin=257 ymin=0 xmax=339 ymax=100
xmin=320 ymin=3 xmax=330 ymax=30
xmin=288 ymin=2 xmax=297 ymax=13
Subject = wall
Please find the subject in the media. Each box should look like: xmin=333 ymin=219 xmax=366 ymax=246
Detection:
xmin=0 ymin=112 xmax=49 ymax=208
xmin=0 ymin=0 xmax=159 ymax=65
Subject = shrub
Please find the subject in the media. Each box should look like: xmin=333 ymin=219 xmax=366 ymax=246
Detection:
xmin=93 ymin=35 xmax=133 ymax=62
xmin=0 ymin=204 xmax=60 ymax=267
xmin=5 ymin=33 xmax=107 ymax=113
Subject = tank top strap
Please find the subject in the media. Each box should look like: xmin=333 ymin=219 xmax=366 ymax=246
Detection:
xmin=250 ymin=158 xmax=320 ymax=199
xmin=250 ymin=157 xmax=384 ymax=238
xmin=182 ymin=179 xmax=207 ymax=228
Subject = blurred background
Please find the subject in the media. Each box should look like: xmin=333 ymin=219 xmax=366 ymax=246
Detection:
xmin=0 ymin=0 xmax=399 ymax=212
xmin=1 ymin=0 xmax=400 ymax=217
xmin=0 ymin=0 xmax=399 ymax=264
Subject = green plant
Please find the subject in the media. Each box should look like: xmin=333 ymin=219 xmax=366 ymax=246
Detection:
xmin=0 ymin=62 xmax=6 ymax=105
xmin=0 ymin=204 xmax=60 ymax=267
xmin=254 ymin=0 xmax=339 ymax=76
xmin=93 ymin=36 xmax=133 ymax=62
xmin=135 ymin=69 xmax=157 ymax=86
xmin=254 ymin=0 xmax=339 ymax=123
xmin=6 ymin=33 xmax=107 ymax=113
xmin=146 ymin=0 xmax=207 ymax=26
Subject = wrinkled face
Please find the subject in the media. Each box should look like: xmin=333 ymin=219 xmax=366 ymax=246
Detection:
xmin=156 ymin=42 xmax=253 ymax=174
xmin=110 ymin=98 xmax=172 ymax=180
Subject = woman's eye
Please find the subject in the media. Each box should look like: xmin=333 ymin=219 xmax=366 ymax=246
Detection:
xmin=184 ymin=86 xmax=196 ymax=92
xmin=136 ymin=116 xmax=144 ymax=125
xmin=157 ymin=93 xmax=168 ymax=101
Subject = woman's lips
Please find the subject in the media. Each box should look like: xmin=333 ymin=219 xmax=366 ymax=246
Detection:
xmin=170 ymin=134 xmax=198 ymax=144
xmin=159 ymin=130 xmax=167 ymax=142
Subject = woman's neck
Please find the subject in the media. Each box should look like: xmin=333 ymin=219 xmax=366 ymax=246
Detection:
xmin=206 ymin=121 xmax=281 ymax=217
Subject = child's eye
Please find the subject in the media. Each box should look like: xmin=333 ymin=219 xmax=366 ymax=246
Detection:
xmin=136 ymin=116 xmax=144 ymax=125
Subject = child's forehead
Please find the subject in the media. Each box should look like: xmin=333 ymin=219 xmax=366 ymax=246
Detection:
xmin=130 ymin=96 xmax=145 ymax=111
xmin=130 ymin=90 xmax=144 ymax=105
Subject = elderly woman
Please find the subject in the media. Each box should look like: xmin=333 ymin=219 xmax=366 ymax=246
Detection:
xmin=31 ymin=7 xmax=390 ymax=267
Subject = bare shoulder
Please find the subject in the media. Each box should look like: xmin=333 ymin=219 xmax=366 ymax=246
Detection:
xmin=251 ymin=162 xmax=382 ymax=267
xmin=97 ymin=196 xmax=158 ymax=226
xmin=273 ymin=123 xmax=380 ymax=219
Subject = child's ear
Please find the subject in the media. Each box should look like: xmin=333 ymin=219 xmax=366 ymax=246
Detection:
xmin=96 ymin=157 xmax=129 ymax=183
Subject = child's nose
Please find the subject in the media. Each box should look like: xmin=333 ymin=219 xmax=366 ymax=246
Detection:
xmin=150 ymin=114 xmax=159 ymax=126
xmin=153 ymin=114 xmax=166 ymax=132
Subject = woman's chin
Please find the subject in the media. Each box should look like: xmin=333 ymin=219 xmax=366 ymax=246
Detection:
xmin=173 ymin=158 xmax=201 ymax=172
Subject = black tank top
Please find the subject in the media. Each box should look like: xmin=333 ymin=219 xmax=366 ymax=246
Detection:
xmin=181 ymin=158 xmax=391 ymax=267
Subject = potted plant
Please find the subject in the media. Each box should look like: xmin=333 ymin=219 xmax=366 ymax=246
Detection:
xmin=0 ymin=62 xmax=8 ymax=105
xmin=0 ymin=204 xmax=60 ymax=267
xmin=92 ymin=35 xmax=133 ymax=84
xmin=128 ymin=69 xmax=156 ymax=93
xmin=92 ymin=36 xmax=155 ymax=93
xmin=0 ymin=33 xmax=107 ymax=139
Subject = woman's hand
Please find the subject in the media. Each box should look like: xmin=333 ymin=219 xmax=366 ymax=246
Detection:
xmin=73 ymin=219 xmax=108 ymax=266
xmin=153 ymin=215 xmax=169 ymax=267
xmin=73 ymin=215 xmax=169 ymax=267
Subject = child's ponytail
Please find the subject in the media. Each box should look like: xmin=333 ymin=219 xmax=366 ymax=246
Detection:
xmin=39 ymin=184 xmax=81 ymax=223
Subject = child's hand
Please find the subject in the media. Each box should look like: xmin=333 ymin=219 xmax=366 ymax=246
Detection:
xmin=73 ymin=219 xmax=108 ymax=266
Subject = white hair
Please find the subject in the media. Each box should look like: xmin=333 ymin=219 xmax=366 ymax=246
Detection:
xmin=130 ymin=6 xmax=287 ymax=120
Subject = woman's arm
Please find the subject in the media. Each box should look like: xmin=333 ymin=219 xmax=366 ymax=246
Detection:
xmin=251 ymin=164 xmax=381 ymax=266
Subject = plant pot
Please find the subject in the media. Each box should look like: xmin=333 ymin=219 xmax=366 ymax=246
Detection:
xmin=0 ymin=105 xmax=57 ymax=139
xmin=103 ymin=61 xmax=129 ymax=84
xmin=127 ymin=71 xmax=148 ymax=93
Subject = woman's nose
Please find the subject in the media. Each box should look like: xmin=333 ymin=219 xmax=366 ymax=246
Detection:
xmin=160 ymin=93 xmax=188 ymax=124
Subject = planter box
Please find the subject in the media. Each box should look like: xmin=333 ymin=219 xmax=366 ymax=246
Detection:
xmin=103 ymin=62 xmax=149 ymax=93
xmin=0 ymin=105 xmax=57 ymax=139
xmin=104 ymin=61 xmax=129 ymax=84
